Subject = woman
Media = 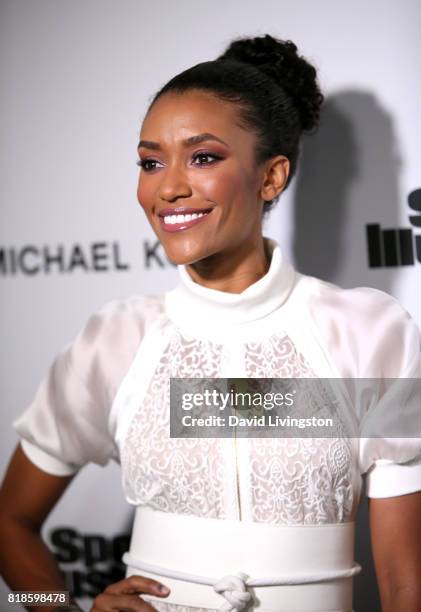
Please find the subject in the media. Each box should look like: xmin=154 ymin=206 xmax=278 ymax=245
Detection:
xmin=1 ymin=34 xmax=421 ymax=612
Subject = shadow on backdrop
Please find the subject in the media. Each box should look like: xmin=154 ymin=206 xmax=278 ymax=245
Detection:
xmin=293 ymin=90 xmax=402 ymax=294
xmin=292 ymin=91 xmax=404 ymax=611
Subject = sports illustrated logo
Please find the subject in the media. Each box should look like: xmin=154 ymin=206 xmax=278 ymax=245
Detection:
xmin=366 ymin=189 xmax=421 ymax=267
xmin=0 ymin=240 xmax=177 ymax=276
xmin=50 ymin=527 xmax=129 ymax=597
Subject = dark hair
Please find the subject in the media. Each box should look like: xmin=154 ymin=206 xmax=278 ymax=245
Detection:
xmin=148 ymin=34 xmax=324 ymax=217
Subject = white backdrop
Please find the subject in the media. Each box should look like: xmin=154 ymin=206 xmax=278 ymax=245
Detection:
xmin=1 ymin=1 xmax=420 ymax=610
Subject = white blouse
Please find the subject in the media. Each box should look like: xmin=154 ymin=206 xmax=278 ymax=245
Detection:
xmin=13 ymin=236 xmax=421 ymax=526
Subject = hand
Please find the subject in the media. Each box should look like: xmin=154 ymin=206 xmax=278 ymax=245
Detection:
xmin=90 ymin=575 xmax=171 ymax=611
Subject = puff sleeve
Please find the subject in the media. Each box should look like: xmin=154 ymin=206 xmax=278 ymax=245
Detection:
xmin=307 ymin=280 xmax=421 ymax=498
xmin=356 ymin=292 xmax=421 ymax=498
xmin=12 ymin=296 xmax=152 ymax=476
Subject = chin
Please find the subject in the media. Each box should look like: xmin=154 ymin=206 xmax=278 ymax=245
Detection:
xmin=166 ymin=252 xmax=200 ymax=267
xmin=162 ymin=243 xmax=207 ymax=267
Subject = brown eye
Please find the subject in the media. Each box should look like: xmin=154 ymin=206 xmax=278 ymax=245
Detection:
xmin=192 ymin=152 xmax=224 ymax=166
xmin=136 ymin=159 xmax=162 ymax=171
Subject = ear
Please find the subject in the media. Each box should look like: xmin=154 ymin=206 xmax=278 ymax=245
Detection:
xmin=260 ymin=156 xmax=290 ymax=201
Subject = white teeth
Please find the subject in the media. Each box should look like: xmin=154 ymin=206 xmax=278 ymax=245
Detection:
xmin=162 ymin=211 xmax=209 ymax=225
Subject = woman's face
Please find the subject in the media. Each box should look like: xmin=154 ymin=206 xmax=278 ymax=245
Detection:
xmin=137 ymin=89 xmax=285 ymax=266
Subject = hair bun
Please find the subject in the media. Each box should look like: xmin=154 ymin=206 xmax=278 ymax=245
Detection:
xmin=217 ymin=34 xmax=323 ymax=131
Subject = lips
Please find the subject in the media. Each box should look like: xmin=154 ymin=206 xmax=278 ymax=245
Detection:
xmin=158 ymin=207 xmax=214 ymax=233
xmin=158 ymin=207 xmax=214 ymax=217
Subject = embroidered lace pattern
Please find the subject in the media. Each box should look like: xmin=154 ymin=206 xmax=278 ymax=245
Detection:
xmin=122 ymin=328 xmax=354 ymax=524
xmin=244 ymin=334 xmax=355 ymax=525
xmin=121 ymin=327 xmax=227 ymax=518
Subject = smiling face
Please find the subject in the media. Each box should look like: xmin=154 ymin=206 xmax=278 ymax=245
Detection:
xmin=137 ymin=89 xmax=288 ymax=273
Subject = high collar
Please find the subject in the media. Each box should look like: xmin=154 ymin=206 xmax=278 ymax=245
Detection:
xmin=164 ymin=237 xmax=296 ymax=334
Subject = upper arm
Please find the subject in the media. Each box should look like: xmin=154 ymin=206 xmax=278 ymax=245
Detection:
xmin=369 ymin=492 xmax=421 ymax=608
xmin=0 ymin=443 xmax=75 ymax=532
xmin=11 ymin=297 xmax=150 ymax=473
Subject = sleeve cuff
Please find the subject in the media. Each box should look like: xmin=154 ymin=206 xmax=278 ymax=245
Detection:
xmin=365 ymin=458 xmax=421 ymax=498
xmin=19 ymin=438 xmax=80 ymax=476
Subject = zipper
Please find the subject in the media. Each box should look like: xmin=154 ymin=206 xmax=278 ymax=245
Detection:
xmin=230 ymin=379 xmax=242 ymax=521
xmin=234 ymin=421 xmax=242 ymax=521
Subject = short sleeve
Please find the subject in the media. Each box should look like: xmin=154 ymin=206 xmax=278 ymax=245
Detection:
xmin=304 ymin=278 xmax=421 ymax=497
xmin=12 ymin=297 xmax=152 ymax=476
xmin=358 ymin=294 xmax=421 ymax=498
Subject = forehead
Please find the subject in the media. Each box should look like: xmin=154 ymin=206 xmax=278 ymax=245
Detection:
xmin=140 ymin=90 xmax=244 ymax=141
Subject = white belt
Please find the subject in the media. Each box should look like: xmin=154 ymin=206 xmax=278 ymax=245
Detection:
xmin=122 ymin=506 xmax=361 ymax=612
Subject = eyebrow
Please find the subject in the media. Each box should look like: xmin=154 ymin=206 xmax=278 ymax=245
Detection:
xmin=137 ymin=132 xmax=229 ymax=151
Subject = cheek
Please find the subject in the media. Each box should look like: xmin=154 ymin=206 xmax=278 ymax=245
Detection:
xmin=137 ymin=177 xmax=154 ymax=211
xmin=193 ymin=167 xmax=252 ymax=202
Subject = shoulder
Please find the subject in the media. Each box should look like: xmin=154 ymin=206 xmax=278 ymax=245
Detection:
xmin=294 ymin=273 xmax=420 ymax=377
xmin=81 ymin=294 xmax=164 ymax=334
xmin=85 ymin=294 xmax=165 ymax=333
xmin=302 ymin=274 xmax=409 ymax=324
xmin=69 ymin=293 xmax=166 ymax=376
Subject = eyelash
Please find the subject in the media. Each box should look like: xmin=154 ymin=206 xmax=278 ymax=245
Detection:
xmin=136 ymin=151 xmax=224 ymax=171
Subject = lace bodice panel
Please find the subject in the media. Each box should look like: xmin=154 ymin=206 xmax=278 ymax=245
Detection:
xmin=120 ymin=322 xmax=357 ymax=525
xmin=122 ymin=328 xmax=227 ymax=518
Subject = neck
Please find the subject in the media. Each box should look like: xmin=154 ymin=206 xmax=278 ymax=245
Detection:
xmin=184 ymin=239 xmax=270 ymax=294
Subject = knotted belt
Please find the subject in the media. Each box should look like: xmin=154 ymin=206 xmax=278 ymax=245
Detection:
xmin=122 ymin=506 xmax=361 ymax=612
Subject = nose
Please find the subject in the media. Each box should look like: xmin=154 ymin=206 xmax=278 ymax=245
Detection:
xmin=157 ymin=162 xmax=192 ymax=202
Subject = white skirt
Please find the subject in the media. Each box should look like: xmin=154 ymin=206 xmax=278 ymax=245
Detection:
xmin=122 ymin=506 xmax=361 ymax=612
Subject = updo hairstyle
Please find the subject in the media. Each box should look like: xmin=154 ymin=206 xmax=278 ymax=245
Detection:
xmin=148 ymin=34 xmax=324 ymax=216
